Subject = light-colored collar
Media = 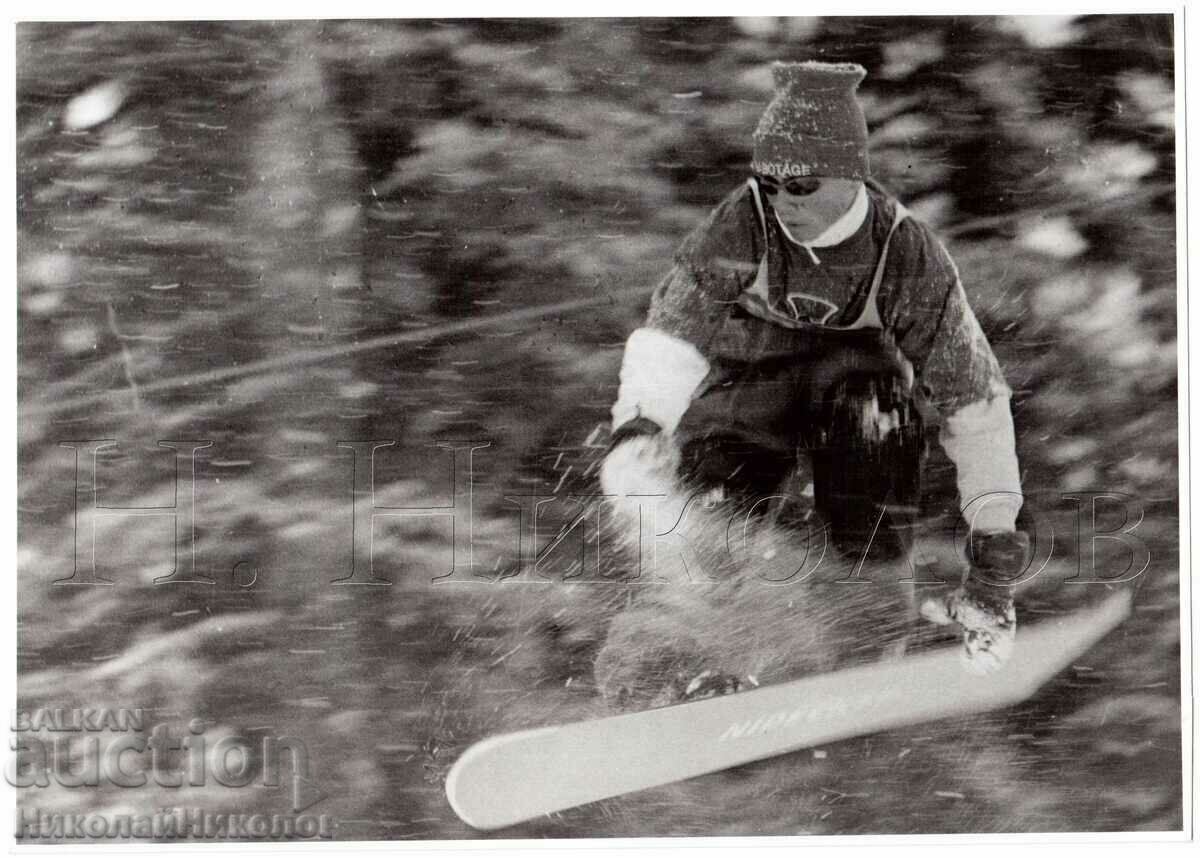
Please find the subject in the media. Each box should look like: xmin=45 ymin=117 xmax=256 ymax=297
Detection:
xmin=774 ymin=183 xmax=869 ymax=249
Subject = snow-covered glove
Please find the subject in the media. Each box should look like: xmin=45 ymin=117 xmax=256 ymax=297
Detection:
xmin=920 ymin=530 xmax=1030 ymax=675
xmin=599 ymin=419 xmax=681 ymax=498
xmin=920 ymin=580 xmax=1016 ymax=674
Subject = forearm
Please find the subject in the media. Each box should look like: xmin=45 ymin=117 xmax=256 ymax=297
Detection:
xmin=611 ymin=327 xmax=710 ymax=433
xmin=886 ymin=225 xmax=1023 ymax=532
xmin=939 ymin=391 xmax=1023 ymax=532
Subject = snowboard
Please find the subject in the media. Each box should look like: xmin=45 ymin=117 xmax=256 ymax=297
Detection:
xmin=445 ymin=590 xmax=1132 ymax=830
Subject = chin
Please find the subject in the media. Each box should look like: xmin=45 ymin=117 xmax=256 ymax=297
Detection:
xmin=784 ymin=221 xmax=821 ymax=240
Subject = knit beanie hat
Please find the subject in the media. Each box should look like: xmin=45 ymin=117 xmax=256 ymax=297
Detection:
xmin=751 ymin=61 xmax=870 ymax=180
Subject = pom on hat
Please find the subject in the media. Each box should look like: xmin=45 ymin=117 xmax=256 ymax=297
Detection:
xmin=751 ymin=60 xmax=870 ymax=180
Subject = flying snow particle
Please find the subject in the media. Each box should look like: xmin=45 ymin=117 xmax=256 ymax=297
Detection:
xmin=1017 ymin=216 xmax=1088 ymax=259
xmin=733 ymin=17 xmax=778 ymax=38
xmin=322 ymin=204 xmax=361 ymax=238
xmin=63 ymin=79 xmax=127 ymax=131
xmin=1065 ymin=142 xmax=1159 ymax=200
xmin=59 ymin=324 xmax=98 ymax=355
xmin=1031 ymin=272 xmax=1089 ymax=319
xmin=881 ymin=34 xmax=945 ymax=80
xmin=1118 ymin=72 xmax=1175 ymax=130
xmin=22 ymin=251 xmax=75 ymax=287
xmin=1000 ymin=16 xmax=1082 ymax=49
xmin=24 ymin=291 xmax=64 ymax=316
xmin=339 ymin=380 xmax=381 ymax=400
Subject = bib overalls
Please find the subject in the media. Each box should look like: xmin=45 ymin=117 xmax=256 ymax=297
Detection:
xmin=675 ymin=179 xmax=927 ymax=561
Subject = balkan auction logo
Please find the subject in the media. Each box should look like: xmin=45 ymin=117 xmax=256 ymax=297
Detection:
xmin=8 ymin=707 xmax=324 ymax=815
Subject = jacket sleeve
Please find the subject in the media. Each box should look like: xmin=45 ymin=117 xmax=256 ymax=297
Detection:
xmin=886 ymin=221 xmax=1023 ymax=533
xmin=611 ymin=187 xmax=760 ymax=433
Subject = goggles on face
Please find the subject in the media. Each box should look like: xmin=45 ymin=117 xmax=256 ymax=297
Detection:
xmin=756 ymin=175 xmax=823 ymax=197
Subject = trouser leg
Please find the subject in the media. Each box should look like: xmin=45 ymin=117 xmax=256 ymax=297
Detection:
xmin=674 ymin=361 xmax=804 ymax=506
xmin=808 ymin=372 xmax=925 ymax=562
xmin=676 ymin=432 xmax=795 ymax=503
xmin=672 ymin=352 xmax=925 ymax=560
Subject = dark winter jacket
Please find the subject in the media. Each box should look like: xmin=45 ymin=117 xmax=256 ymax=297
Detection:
xmin=647 ymin=182 xmax=1008 ymax=416
xmin=610 ymin=181 xmax=1023 ymax=533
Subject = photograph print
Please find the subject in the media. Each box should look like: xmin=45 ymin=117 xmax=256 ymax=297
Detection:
xmin=14 ymin=14 xmax=1184 ymax=841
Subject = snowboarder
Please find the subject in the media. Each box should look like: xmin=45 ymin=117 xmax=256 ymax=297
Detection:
xmin=600 ymin=61 xmax=1031 ymax=677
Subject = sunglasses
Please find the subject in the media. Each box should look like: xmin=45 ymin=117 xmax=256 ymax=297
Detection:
xmin=756 ymin=175 xmax=823 ymax=197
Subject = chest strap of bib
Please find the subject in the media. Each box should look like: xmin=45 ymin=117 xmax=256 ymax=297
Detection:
xmin=847 ymin=199 xmax=908 ymax=330
xmin=746 ymin=178 xmax=909 ymax=331
xmin=746 ymin=177 xmax=769 ymax=245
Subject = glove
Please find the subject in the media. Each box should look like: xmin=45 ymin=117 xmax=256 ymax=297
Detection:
xmin=606 ymin=416 xmax=663 ymax=453
xmin=920 ymin=579 xmax=1016 ymax=675
xmin=966 ymin=529 xmax=1032 ymax=584
xmin=599 ymin=420 xmax=680 ymax=499
xmin=920 ymin=530 xmax=1030 ymax=675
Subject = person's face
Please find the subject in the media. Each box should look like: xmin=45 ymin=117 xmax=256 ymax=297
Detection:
xmin=757 ymin=175 xmax=862 ymax=242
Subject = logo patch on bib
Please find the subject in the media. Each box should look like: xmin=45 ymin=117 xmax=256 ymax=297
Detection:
xmin=785 ymin=292 xmax=840 ymax=325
